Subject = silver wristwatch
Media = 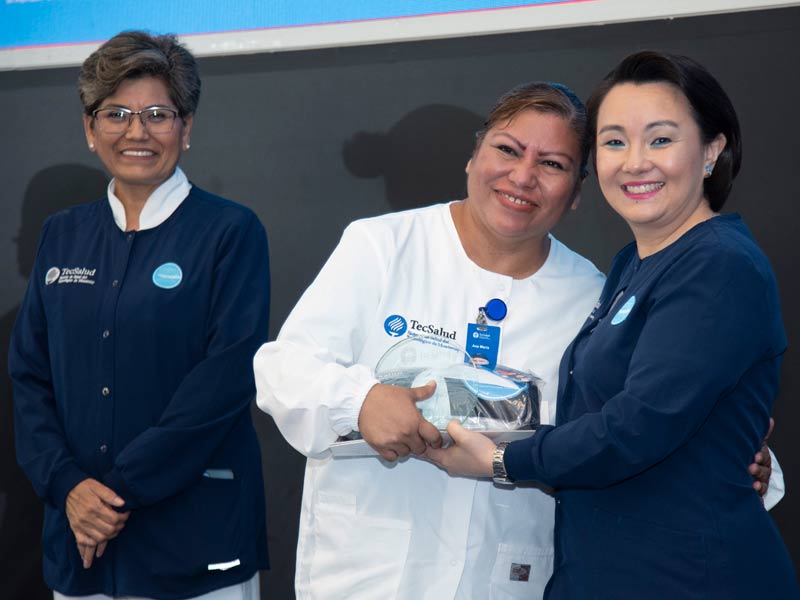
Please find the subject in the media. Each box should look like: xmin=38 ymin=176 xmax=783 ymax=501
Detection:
xmin=492 ymin=441 xmax=514 ymax=486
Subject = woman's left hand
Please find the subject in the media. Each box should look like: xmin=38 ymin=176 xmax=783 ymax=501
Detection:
xmin=423 ymin=420 xmax=496 ymax=478
xmin=749 ymin=417 xmax=774 ymax=498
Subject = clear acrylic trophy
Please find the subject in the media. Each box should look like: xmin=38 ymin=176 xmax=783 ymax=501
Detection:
xmin=374 ymin=337 xmax=540 ymax=430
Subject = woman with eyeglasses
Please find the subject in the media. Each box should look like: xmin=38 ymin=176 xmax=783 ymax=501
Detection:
xmin=9 ymin=31 xmax=270 ymax=600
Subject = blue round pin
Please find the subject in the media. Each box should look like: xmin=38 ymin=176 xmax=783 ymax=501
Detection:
xmin=152 ymin=262 xmax=183 ymax=289
xmin=611 ymin=295 xmax=636 ymax=325
xmin=484 ymin=298 xmax=508 ymax=322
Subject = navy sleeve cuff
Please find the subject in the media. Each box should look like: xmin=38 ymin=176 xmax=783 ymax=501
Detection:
xmin=504 ymin=424 xmax=554 ymax=483
xmin=51 ymin=463 xmax=90 ymax=510
xmin=102 ymin=469 xmax=139 ymax=511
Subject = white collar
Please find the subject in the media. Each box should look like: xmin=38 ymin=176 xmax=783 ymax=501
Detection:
xmin=107 ymin=167 xmax=192 ymax=231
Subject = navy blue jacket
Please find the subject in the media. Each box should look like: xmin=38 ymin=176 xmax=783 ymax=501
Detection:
xmin=9 ymin=186 xmax=270 ymax=599
xmin=505 ymin=215 xmax=799 ymax=598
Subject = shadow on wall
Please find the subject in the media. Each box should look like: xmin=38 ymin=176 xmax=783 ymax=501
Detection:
xmin=0 ymin=164 xmax=108 ymax=599
xmin=343 ymin=104 xmax=483 ymax=210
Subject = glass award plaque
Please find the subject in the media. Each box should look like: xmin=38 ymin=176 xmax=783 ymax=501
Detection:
xmin=375 ymin=337 xmax=479 ymax=429
xmin=374 ymin=337 xmax=539 ymax=430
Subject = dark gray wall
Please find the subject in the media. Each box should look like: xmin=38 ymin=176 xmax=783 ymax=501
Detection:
xmin=1 ymin=7 xmax=798 ymax=599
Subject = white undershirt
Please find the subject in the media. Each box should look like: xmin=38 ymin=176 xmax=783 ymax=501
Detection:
xmin=106 ymin=167 xmax=192 ymax=232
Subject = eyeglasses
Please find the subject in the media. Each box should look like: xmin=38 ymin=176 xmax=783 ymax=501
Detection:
xmin=92 ymin=106 xmax=179 ymax=134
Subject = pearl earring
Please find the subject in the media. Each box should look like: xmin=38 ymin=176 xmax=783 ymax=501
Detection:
xmin=89 ymin=143 xmax=95 ymax=150
xmin=184 ymin=142 xmax=191 ymax=150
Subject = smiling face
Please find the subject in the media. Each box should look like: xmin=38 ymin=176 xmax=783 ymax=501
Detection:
xmin=463 ymin=109 xmax=582 ymax=249
xmin=595 ymin=82 xmax=725 ymax=253
xmin=83 ymin=76 xmax=192 ymax=204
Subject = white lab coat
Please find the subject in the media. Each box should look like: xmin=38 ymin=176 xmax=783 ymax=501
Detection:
xmin=255 ymin=202 xmax=606 ymax=599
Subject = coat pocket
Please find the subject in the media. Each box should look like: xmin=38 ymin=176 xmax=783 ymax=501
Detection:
xmin=489 ymin=542 xmax=553 ymax=600
xmin=305 ymin=498 xmax=412 ymax=600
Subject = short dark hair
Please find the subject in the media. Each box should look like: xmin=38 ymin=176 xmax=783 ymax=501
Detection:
xmin=586 ymin=50 xmax=741 ymax=211
xmin=78 ymin=30 xmax=201 ymax=118
xmin=475 ymin=81 xmax=590 ymax=177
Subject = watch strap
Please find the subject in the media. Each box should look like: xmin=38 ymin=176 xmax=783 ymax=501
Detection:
xmin=492 ymin=441 xmax=514 ymax=486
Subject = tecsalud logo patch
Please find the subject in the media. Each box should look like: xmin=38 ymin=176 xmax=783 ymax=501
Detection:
xmin=45 ymin=267 xmax=61 ymax=285
xmin=384 ymin=314 xmax=407 ymax=337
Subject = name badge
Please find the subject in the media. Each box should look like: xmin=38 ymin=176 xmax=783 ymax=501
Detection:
xmin=466 ymin=323 xmax=501 ymax=370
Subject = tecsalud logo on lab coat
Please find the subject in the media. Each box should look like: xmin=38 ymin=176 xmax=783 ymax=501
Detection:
xmin=611 ymin=295 xmax=636 ymax=325
xmin=384 ymin=314 xmax=457 ymax=340
xmin=384 ymin=314 xmax=408 ymax=337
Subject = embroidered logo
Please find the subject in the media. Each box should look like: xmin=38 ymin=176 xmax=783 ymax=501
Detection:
xmin=384 ymin=314 xmax=407 ymax=337
xmin=45 ymin=267 xmax=60 ymax=285
xmin=407 ymin=318 xmax=456 ymax=340
xmin=46 ymin=266 xmax=97 ymax=285
xmin=611 ymin=295 xmax=636 ymax=325
xmin=152 ymin=262 xmax=183 ymax=289
xmin=384 ymin=314 xmax=458 ymax=341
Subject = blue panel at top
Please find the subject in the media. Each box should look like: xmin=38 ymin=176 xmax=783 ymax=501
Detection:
xmin=1 ymin=0 xmax=576 ymax=50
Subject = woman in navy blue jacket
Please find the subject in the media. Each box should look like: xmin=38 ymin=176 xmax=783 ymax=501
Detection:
xmin=9 ymin=31 xmax=270 ymax=599
xmin=427 ymin=51 xmax=799 ymax=598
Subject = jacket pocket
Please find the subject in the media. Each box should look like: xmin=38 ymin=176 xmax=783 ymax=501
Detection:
xmin=305 ymin=498 xmax=411 ymax=600
xmin=138 ymin=476 xmax=244 ymax=576
xmin=588 ymin=507 xmax=708 ymax=599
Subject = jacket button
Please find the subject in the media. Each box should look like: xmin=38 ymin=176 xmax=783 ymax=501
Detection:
xmin=112 ymin=280 xmax=119 ymax=288
xmin=101 ymin=387 xmax=110 ymax=396
xmin=99 ymin=444 xmax=108 ymax=453
xmin=102 ymin=330 xmax=110 ymax=339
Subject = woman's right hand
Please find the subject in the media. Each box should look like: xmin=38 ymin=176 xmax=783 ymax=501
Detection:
xmin=358 ymin=382 xmax=441 ymax=461
xmin=423 ymin=421 xmax=496 ymax=478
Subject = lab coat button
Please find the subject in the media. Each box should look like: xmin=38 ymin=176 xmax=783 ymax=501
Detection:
xmin=101 ymin=387 xmax=110 ymax=396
